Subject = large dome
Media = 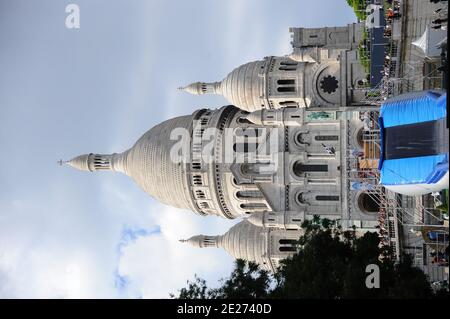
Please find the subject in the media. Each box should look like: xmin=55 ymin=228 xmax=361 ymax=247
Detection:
xmin=219 ymin=60 xmax=266 ymax=112
xmin=65 ymin=106 xmax=242 ymax=217
xmin=123 ymin=115 xmax=194 ymax=209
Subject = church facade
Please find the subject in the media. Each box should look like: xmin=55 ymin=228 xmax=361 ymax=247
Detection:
xmin=66 ymin=22 xmax=379 ymax=271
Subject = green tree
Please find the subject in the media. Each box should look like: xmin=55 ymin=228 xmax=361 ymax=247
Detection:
xmin=346 ymin=0 xmax=367 ymax=20
xmin=172 ymin=259 xmax=272 ymax=299
xmin=172 ymin=275 xmax=210 ymax=299
xmin=173 ymin=217 xmax=442 ymax=299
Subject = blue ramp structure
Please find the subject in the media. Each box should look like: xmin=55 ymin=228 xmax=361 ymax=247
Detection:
xmin=378 ymin=91 xmax=448 ymax=195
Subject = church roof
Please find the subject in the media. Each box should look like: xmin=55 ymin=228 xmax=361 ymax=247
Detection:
xmin=218 ymin=220 xmax=269 ymax=266
xmin=219 ymin=60 xmax=265 ymax=112
xmin=180 ymin=59 xmax=266 ymax=112
xmin=65 ymin=115 xmax=196 ymax=210
xmin=124 ymin=115 xmax=194 ymax=209
xmin=181 ymin=220 xmax=273 ymax=271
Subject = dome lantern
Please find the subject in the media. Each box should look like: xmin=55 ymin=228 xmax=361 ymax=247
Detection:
xmin=178 ymin=81 xmax=222 ymax=95
xmin=63 ymin=153 xmax=127 ymax=173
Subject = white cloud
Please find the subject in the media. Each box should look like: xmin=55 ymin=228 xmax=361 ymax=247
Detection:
xmin=100 ymin=178 xmax=236 ymax=298
xmin=117 ymin=230 xmax=234 ymax=298
xmin=0 ymin=181 xmax=122 ymax=298
xmin=112 ymin=197 xmax=236 ymax=298
xmin=0 ymin=177 xmax=235 ymax=299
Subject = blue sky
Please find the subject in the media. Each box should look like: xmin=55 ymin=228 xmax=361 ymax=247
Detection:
xmin=0 ymin=0 xmax=356 ymax=298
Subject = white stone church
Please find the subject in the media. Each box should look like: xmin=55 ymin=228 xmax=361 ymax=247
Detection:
xmin=66 ymin=22 xmax=380 ymax=272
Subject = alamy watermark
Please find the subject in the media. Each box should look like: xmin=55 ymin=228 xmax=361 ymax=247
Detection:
xmin=169 ymin=124 xmax=282 ymax=172
xmin=365 ymin=264 xmax=380 ymax=289
xmin=65 ymin=4 xmax=80 ymax=29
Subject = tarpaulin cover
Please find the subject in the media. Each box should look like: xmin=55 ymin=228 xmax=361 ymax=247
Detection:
xmin=380 ymin=154 xmax=447 ymax=185
xmin=378 ymin=91 xmax=448 ymax=186
xmin=379 ymin=91 xmax=446 ymax=128
xmin=383 ymin=118 xmax=447 ymax=160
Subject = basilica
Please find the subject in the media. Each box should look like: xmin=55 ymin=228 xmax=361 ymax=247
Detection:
xmin=65 ymin=22 xmax=380 ymax=272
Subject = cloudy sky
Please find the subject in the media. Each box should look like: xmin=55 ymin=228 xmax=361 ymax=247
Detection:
xmin=0 ymin=0 xmax=356 ymax=298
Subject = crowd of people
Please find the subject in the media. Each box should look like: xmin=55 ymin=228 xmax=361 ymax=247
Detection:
xmin=368 ymin=0 xmax=448 ymax=102
xmin=430 ymin=247 xmax=449 ymax=266
xmin=377 ymin=0 xmax=402 ymax=100
xmin=361 ymin=1 xmax=448 ymax=251
xmin=376 ymin=208 xmax=392 ymax=246
xmin=385 ymin=0 xmax=401 ymax=23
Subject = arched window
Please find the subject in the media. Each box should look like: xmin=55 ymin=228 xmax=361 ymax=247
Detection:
xmin=279 ymin=101 xmax=298 ymax=107
xmin=236 ymin=190 xmax=263 ymax=199
xmin=199 ymin=202 xmax=210 ymax=209
xmin=279 ymin=239 xmax=298 ymax=245
xmin=191 ymin=162 xmax=202 ymax=170
xmin=195 ymin=190 xmax=206 ymax=199
xmin=295 ymin=132 xmax=310 ymax=146
xmin=237 ymin=117 xmax=253 ymax=124
xmin=279 ymin=246 xmax=297 ymax=252
xmin=297 ymin=192 xmax=307 ymax=205
xmin=239 ymin=203 xmax=267 ymax=210
xmin=277 ymin=86 xmax=296 ymax=93
xmin=280 ymin=61 xmax=298 ymax=66
xmin=293 ymin=161 xmax=328 ymax=176
xmin=277 ymin=79 xmax=295 ymax=85
xmin=315 ymin=195 xmax=340 ymax=201
xmin=279 ymin=61 xmax=297 ymax=71
xmin=357 ymin=192 xmax=380 ymax=213
xmin=279 ymin=66 xmax=297 ymax=71
xmin=192 ymin=175 xmax=203 ymax=186
xmin=315 ymin=135 xmax=339 ymax=141
xmin=356 ymin=128 xmax=365 ymax=148
xmin=277 ymin=79 xmax=296 ymax=93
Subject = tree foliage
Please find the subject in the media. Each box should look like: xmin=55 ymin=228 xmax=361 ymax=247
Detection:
xmin=346 ymin=0 xmax=368 ymax=20
xmin=172 ymin=259 xmax=271 ymax=299
xmin=173 ymin=217 xmax=445 ymax=299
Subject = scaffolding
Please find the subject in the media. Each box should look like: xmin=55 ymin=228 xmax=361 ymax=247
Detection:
xmin=347 ymin=0 xmax=449 ymax=284
xmin=346 ymin=110 xmax=397 ymax=258
xmin=346 ymin=109 xmax=447 ymax=263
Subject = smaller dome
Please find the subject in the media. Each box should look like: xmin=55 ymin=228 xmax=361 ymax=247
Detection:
xmin=179 ymin=59 xmax=268 ymax=112
xmin=219 ymin=60 xmax=266 ymax=112
xmin=218 ymin=220 xmax=268 ymax=266
xmin=181 ymin=220 xmax=269 ymax=263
